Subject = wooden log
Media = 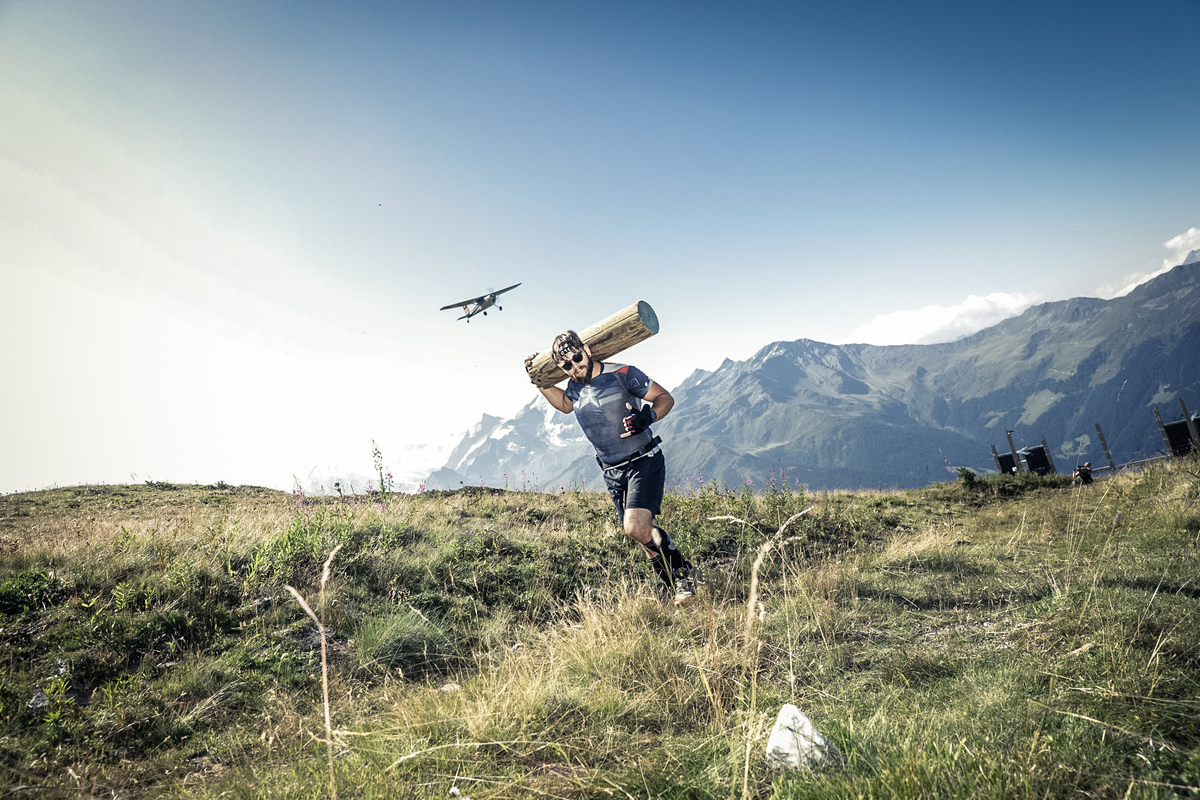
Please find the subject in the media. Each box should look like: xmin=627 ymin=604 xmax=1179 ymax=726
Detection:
xmin=527 ymin=300 xmax=660 ymax=388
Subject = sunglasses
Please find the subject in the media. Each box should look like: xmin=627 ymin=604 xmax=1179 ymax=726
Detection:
xmin=558 ymin=351 xmax=584 ymax=371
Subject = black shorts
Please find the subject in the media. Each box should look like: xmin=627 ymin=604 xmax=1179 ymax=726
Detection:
xmin=601 ymin=449 xmax=665 ymax=521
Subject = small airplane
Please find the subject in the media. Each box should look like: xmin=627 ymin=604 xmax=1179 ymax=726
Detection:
xmin=439 ymin=282 xmax=521 ymax=322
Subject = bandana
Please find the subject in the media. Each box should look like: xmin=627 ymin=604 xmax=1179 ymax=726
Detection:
xmin=553 ymin=331 xmax=585 ymax=359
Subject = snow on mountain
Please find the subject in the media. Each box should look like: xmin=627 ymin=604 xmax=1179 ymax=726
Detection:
xmin=426 ymin=263 xmax=1200 ymax=492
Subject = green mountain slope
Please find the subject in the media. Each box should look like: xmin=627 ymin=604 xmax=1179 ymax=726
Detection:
xmin=658 ymin=263 xmax=1199 ymax=489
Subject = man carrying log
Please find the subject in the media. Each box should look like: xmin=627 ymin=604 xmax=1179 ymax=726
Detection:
xmin=525 ymin=330 xmax=699 ymax=605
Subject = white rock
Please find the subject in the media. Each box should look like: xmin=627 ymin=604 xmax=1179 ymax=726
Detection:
xmin=765 ymin=704 xmax=840 ymax=770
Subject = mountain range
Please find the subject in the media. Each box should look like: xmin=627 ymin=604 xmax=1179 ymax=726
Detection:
xmin=426 ymin=262 xmax=1200 ymax=492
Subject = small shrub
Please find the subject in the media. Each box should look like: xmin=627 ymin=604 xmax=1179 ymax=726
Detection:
xmin=354 ymin=609 xmax=458 ymax=680
xmin=0 ymin=570 xmax=67 ymax=614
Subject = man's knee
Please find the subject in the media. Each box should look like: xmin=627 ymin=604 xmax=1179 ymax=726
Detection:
xmin=623 ymin=509 xmax=656 ymax=549
xmin=619 ymin=513 xmax=657 ymax=556
xmin=624 ymin=521 xmax=653 ymax=544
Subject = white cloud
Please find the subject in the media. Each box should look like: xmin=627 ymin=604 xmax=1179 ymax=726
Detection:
xmin=1095 ymin=226 xmax=1200 ymax=299
xmin=1095 ymin=265 xmax=1174 ymax=300
xmin=1164 ymin=227 xmax=1200 ymax=267
xmin=848 ymin=292 xmax=1040 ymax=346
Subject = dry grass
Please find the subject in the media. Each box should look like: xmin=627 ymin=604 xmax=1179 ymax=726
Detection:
xmin=0 ymin=484 xmax=296 ymax=560
xmin=2 ymin=459 xmax=1199 ymax=798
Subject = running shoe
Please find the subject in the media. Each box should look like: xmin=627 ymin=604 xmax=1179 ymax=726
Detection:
xmin=672 ymin=563 xmax=700 ymax=605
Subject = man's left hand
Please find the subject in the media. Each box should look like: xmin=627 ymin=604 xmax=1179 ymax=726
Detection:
xmin=621 ymin=403 xmax=656 ymax=438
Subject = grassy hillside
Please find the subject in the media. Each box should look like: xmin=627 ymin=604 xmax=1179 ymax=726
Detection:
xmin=1 ymin=461 xmax=1198 ymax=798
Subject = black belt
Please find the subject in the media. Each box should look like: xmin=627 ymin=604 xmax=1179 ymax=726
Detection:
xmin=598 ymin=436 xmax=662 ymax=471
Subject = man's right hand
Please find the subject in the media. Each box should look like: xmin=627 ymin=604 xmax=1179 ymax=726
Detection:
xmin=621 ymin=402 xmax=656 ymax=438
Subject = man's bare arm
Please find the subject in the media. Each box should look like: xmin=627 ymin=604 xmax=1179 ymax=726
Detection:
xmin=526 ymin=353 xmax=573 ymax=413
xmin=643 ymin=382 xmax=674 ymax=422
xmin=538 ymin=385 xmax=573 ymax=414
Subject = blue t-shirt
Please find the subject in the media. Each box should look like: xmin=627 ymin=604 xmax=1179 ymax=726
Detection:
xmin=565 ymin=362 xmax=655 ymax=464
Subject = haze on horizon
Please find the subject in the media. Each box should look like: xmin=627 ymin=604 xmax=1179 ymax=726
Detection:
xmin=2 ymin=1 xmax=1198 ymax=494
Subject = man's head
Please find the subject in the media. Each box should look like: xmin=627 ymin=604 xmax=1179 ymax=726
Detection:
xmin=553 ymin=330 xmax=594 ymax=384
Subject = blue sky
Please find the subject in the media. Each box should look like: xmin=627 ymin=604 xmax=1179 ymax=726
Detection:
xmin=3 ymin=0 xmax=1198 ymax=493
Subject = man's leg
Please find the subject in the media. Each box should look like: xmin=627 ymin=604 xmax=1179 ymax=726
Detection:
xmin=608 ymin=451 xmax=696 ymax=601
xmin=622 ymin=507 xmax=656 ymax=550
xmin=624 ymin=508 xmax=694 ymax=601
xmin=624 ymin=508 xmax=673 ymax=592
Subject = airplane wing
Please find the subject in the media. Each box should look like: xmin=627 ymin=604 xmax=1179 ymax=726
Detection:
xmin=439 ymin=283 xmax=521 ymax=310
xmin=440 ymin=297 xmax=482 ymax=310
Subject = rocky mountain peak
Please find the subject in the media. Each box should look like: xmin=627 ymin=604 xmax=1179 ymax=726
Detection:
xmin=429 ymin=263 xmax=1200 ymax=492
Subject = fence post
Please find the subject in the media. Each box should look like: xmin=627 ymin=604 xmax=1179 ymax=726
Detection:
xmin=1153 ymin=408 xmax=1172 ymax=454
xmin=1181 ymin=398 xmax=1200 ymax=452
xmin=1094 ymin=422 xmax=1116 ymax=471
xmin=1006 ymin=430 xmax=1024 ymax=472
xmin=1040 ymin=435 xmax=1057 ymax=474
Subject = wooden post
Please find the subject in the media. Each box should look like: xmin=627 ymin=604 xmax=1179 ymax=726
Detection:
xmin=990 ymin=444 xmax=1002 ymax=472
xmin=1153 ymin=408 xmax=1172 ymax=454
xmin=1094 ymin=422 xmax=1116 ymax=471
xmin=1181 ymin=398 xmax=1200 ymax=452
xmin=1040 ymin=435 xmax=1057 ymax=474
xmin=526 ymin=301 xmax=660 ymax=389
xmin=1005 ymin=431 xmax=1023 ymax=472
